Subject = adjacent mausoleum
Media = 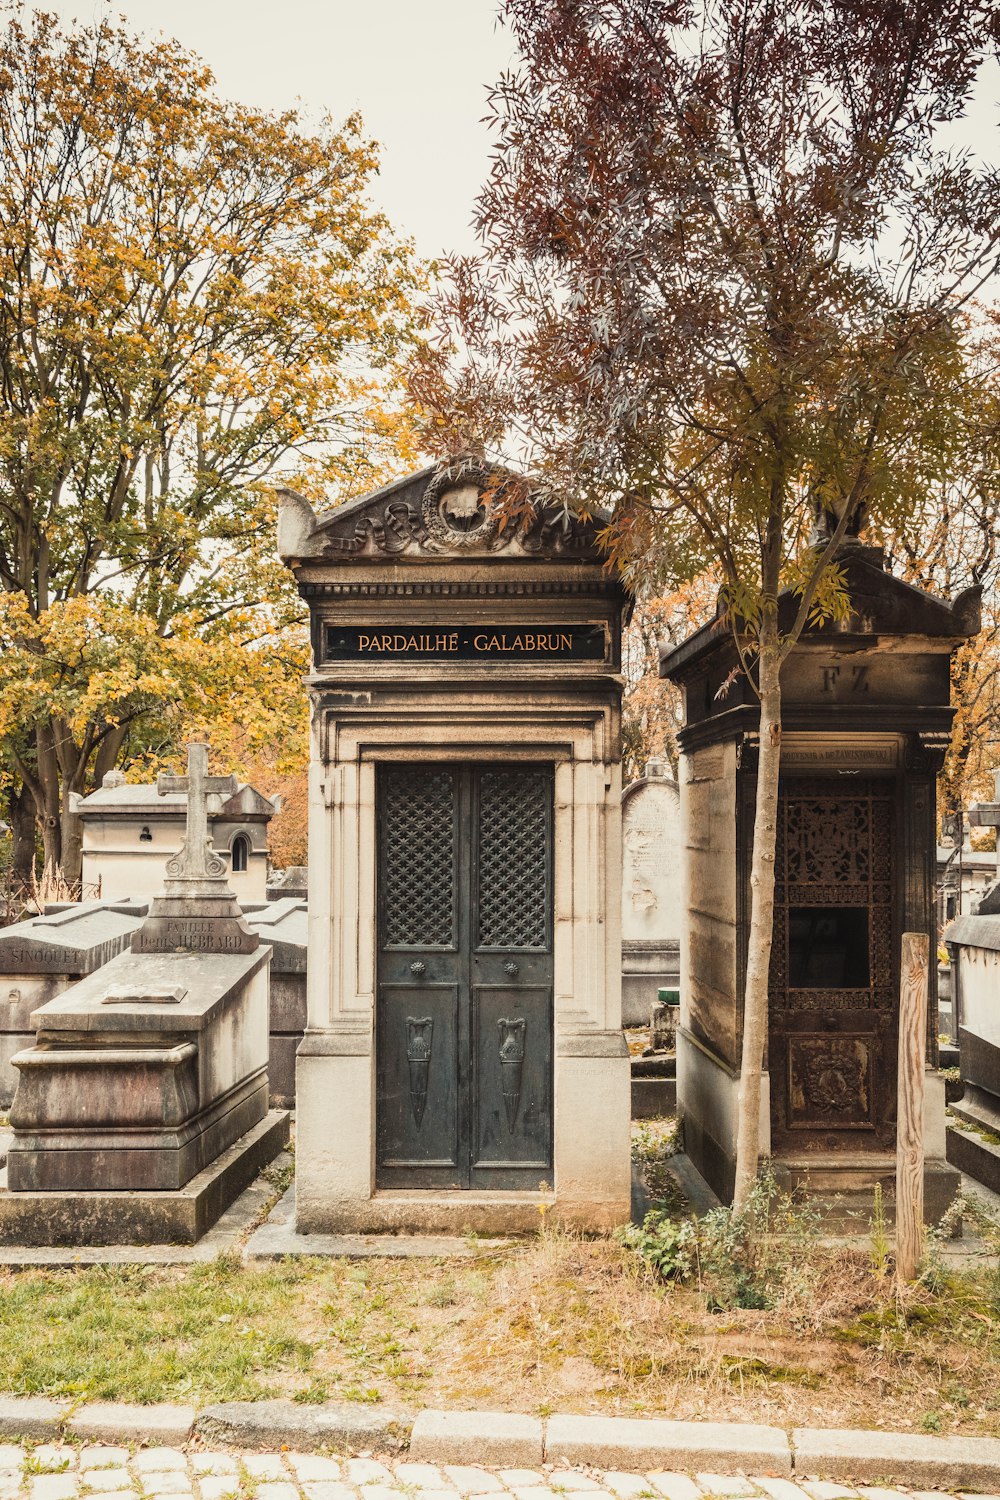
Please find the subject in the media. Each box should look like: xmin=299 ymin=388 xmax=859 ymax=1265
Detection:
xmin=661 ymin=540 xmax=980 ymax=1211
xmin=278 ymin=458 xmax=633 ymax=1233
xmin=75 ymin=770 xmax=277 ymax=904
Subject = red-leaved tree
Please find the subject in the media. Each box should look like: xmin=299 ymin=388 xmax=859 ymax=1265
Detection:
xmin=413 ymin=0 xmax=1000 ymax=1210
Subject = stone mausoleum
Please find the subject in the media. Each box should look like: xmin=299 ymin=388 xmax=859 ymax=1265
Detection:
xmin=661 ymin=539 xmax=980 ymax=1211
xmin=278 ymin=458 xmax=633 ymax=1233
xmin=75 ymin=770 xmax=277 ymax=904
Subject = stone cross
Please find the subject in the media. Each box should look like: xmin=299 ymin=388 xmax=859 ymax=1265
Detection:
xmin=157 ymin=742 xmax=238 ymax=885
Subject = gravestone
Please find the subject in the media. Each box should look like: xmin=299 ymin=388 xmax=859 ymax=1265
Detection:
xmin=0 ymin=899 xmax=148 ymax=1108
xmin=621 ymin=759 xmax=681 ymax=1026
xmin=1 ymin=743 xmax=288 ymax=1246
xmin=245 ymin=897 xmax=307 ymax=1107
xmin=966 ymin=774 xmax=1000 ymax=914
xmin=266 ymin=866 xmax=307 ymax=901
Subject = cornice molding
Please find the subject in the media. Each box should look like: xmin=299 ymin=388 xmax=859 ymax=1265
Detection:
xmin=298 ymin=578 xmax=620 ymax=599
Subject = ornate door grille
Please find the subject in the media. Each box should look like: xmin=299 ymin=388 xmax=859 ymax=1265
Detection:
xmin=769 ymin=776 xmax=896 ymax=1151
xmin=376 ymin=763 xmax=554 ymax=1189
xmin=381 ymin=768 xmax=456 ymax=947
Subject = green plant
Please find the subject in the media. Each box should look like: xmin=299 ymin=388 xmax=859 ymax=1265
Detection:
xmin=870 ymin=1183 xmax=890 ymax=1281
xmin=630 ymin=1118 xmax=686 ymax=1212
xmin=618 ymin=1211 xmax=697 ymax=1282
xmin=694 ymin=1165 xmax=822 ymax=1312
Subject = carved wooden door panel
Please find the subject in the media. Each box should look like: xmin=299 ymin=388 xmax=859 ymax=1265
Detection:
xmin=768 ymin=776 xmax=896 ymax=1154
xmin=376 ymin=764 xmax=553 ymax=1189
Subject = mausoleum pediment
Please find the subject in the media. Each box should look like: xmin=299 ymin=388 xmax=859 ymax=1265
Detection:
xmin=276 ymin=458 xmax=609 ymax=566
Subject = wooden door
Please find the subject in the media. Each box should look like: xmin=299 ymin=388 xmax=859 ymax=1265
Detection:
xmin=376 ymin=763 xmax=554 ymax=1189
xmin=768 ymin=776 xmax=897 ymax=1154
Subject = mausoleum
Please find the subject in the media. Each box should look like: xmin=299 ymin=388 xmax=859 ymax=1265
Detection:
xmin=75 ymin=769 xmax=277 ymax=904
xmin=278 ymin=458 xmax=633 ymax=1233
xmin=661 ymin=539 xmax=980 ymax=1211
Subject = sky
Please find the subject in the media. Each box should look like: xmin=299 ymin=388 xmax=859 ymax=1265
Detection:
xmin=29 ymin=1 xmax=1000 ymax=267
xmin=39 ymin=0 xmax=519 ymax=262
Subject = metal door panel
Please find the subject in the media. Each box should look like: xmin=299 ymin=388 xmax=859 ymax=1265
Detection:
xmin=769 ymin=777 xmax=897 ymax=1153
xmin=376 ymin=983 xmax=461 ymax=1179
xmin=470 ymin=982 xmax=552 ymax=1182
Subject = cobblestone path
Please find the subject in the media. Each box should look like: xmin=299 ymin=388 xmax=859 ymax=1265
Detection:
xmin=0 ymin=1445 xmax=989 ymax=1500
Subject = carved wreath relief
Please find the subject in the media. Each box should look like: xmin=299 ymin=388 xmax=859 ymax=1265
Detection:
xmin=316 ymin=458 xmax=599 ymax=559
xmin=789 ymin=1037 xmax=872 ymax=1128
xmin=421 ymin=467 xmax=501 ymax=549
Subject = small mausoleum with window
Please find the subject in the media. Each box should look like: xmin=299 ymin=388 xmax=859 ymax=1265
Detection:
xmin=278 ymin=459 xmax=633 ymax=1233
xmin=660 ymin=537 xmax=980 ymax=1213
xmin=75 ymin=771 xmax=276 ymax=904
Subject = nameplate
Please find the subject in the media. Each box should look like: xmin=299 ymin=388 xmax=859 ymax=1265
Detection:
xmin=324 ymin=624 xmax=607 ymax=662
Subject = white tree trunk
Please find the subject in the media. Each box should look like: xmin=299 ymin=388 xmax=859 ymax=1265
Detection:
xmin=732 ymin=632 xmax=782 ymax=1214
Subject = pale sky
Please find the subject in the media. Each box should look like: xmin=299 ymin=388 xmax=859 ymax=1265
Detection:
xmin=31 ymin=2 xmax=1000 ymax=267
xmin=40 ymin=0 xmax=518 ymax=262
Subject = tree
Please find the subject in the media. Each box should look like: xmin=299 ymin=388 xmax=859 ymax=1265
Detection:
xmin=877 ymin=358 xmax=1000 ymax=817
xmin=0 ymin=7 xmax=422 ymax=880
xmin=622 ymin=576 xmax=718 ymax=783
xmin=412 ymin=0 xmax=1000 ymax=1210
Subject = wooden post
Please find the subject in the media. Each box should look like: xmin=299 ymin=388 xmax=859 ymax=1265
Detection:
xmin=896 ymin=931 xmax=929 ymax=1282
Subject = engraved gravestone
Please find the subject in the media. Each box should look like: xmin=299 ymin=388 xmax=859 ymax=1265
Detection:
xmin=621 ymin=759 xmax=681 ymax=1026
xmin=0 ymin=899 xmax=148 ymax=1108
xmin=4 ymin=742 xmax=286 ymax=1245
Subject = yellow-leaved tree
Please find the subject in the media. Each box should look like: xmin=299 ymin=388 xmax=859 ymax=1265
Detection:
xmin=0 ymin=7 xmax=422 ymax=883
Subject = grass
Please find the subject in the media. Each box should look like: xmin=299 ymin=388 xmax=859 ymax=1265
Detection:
xmin=2 ymin=1124 xmax=1000 ymax=1434
xmin=3 ymin=1230 xmax=1000 ymax=1434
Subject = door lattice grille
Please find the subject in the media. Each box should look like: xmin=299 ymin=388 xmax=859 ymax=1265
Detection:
xmin=382 ymin=768 xmax=456 ymax=947
xmin=477 ymin=770 xmax=550 ymax=948
xmin=771 ymin=778 xmax=894 ymax=1012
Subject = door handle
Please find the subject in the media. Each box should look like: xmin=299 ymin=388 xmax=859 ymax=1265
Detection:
xmin=504 ymin=961 xmax=519 ymax=977
xmin=410 ymin=961 xmax=426 ymax=977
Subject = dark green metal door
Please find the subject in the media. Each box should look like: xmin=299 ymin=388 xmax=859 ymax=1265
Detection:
xmin=376 ymin=763 xmax=554 ymax=1189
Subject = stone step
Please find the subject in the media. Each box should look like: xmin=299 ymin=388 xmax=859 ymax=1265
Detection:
xmin=947 ymin=1119 xmax=1000 ymax=1195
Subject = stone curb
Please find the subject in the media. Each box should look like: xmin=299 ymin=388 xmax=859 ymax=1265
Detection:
xmin=66 ymin=1403 xmax=196 ymax=1446
xmin=0 ymin=1397 xmax=69 ymax=1441
xmin=0 ymin=1395 xmax=999 ymax=1487
xmin=793 ymin=1425 xmax=1000 ymax=1488
xmin=411 ymin=1411 xmax=544 ymax=1465
xmin=193 ymin=1399 xmax=411 ymax=1454
xmin=545 ymin=1415 xmax=792 ymax=1476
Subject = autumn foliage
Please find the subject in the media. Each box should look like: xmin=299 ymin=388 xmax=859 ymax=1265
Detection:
xmin=0 ymin=7 xmax=421 ymax=881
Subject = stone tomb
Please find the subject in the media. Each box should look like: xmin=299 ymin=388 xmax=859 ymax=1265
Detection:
xmin=621 ymin=759 xmax=681 ymax=1026
xmin=661 ymin=539 xmax=979 ymax=1212
xmin=278 ymin=457 xmax=633 ymax=1233
xmin=1 ymin=744 xmax=288 ymax=1245
xmin=244 ymin=898 xmax=307 ymax=1108
xmin=944 ymin=913 xmax=1000 ymax=1192
xmin=0 ymin=898 xmax=148 ymax=1109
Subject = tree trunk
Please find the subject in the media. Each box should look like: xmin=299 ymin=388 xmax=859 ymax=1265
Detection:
xmin=9 ymin=782 xmax=37 ymax=881
xmin=732 ymin=620 xmax=783 ymax=1214
xmin=60 ymin=803 xmax=84 ymax=888
xmin=34 ymin=722 xmax=63 ymax=880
